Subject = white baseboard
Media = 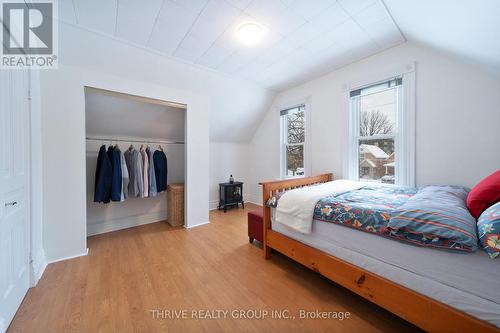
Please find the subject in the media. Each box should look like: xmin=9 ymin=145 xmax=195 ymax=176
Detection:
xmin=245 ymin=200 xmax=262 ymax=207
xmin=30 ymin=249 xmax=47 ymax=287
xmin=209 ymin=198 xmax=262 ymax=211
xmin=184 ymin=221 xmax=210 ymax=229
xmin=246 ymin=194 xmax=261 ymax=206
xmin=209 ymin=200 xmax=219 ymax=210
xmin=87 ymin=211 xmax=167 ymax=236
xmin=48 ymin=248 xmax=89 ymax=264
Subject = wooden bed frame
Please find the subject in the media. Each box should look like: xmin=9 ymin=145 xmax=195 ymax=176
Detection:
xmin=260 ymin=173 xmax=499 ymax=333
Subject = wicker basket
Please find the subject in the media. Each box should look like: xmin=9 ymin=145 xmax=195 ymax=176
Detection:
xmin=167 ymin=183 xmax=184 ymax=226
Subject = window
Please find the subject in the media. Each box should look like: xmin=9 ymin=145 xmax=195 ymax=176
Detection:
xmin=347 ymin=74 xmax=415 ymax=186
xmin=281 ymin=104 xmax=305 ymax=178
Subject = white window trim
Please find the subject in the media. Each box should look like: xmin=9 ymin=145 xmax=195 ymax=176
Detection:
xmin=343 ymin=63 xmax=416 ymax=186
xmin=278 ymin=97 xmax=311 ymax=179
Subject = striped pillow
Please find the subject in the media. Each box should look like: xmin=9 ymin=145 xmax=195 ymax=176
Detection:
xmin=387 ymin=185 xmax=478 ymax=252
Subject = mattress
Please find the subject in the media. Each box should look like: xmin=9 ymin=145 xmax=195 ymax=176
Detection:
xmin=272 ymin=211 xmax=500 ymax=327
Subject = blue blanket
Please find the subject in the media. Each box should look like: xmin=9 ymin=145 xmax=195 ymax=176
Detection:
xmin=313 ymin=184 xmax=478 ymax=252
xmin=314 ymin=184 xmax=417 ymax=234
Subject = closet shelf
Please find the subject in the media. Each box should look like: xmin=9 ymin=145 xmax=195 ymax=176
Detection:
xmin=86 ymin=136 xmax=184 ymax=145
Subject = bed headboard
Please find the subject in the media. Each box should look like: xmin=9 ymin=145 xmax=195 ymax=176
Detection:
xmin=259 ymin=173 xmax=333 ymax=195
xmin=259 ymin=173 xmax=333 ymax=258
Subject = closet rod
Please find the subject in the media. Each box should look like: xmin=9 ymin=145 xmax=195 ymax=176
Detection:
xmin=86 ymin=137 xmax=184 ymax=144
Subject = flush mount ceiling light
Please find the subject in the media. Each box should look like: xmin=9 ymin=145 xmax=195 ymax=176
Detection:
xmin=237 ymin=23 xmax=263 ymax=46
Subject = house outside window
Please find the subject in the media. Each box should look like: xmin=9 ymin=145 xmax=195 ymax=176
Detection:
xmin=280 ymin=104 xmax=306 ymax=178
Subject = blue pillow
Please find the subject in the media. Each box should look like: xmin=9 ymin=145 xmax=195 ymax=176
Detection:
xmin=387 ymin=185 xmax=478 ymax=252
xmin=477 ymin=202 xmax=500 ymax=259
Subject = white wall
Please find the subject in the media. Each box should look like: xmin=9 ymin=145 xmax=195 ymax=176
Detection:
xmin=40 ymin=65 xmax=88 ymax=262
xmin=248 ymin=42 xmax=500 ymax=199
xmin=209 ymin=142 xmax=257 ymax=210
xmin=85 ymin=93 xmax=186 ymax=142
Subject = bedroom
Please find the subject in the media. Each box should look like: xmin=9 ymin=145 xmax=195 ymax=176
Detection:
xmin=0 ymin=0 xmax=499 ymax=332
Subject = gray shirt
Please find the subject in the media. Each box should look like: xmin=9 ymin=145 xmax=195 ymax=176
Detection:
xmin=133 ymin=149 xmax=144 ymax=197
xmin=146 ymin=147 xmax=157 ymax=197
xmin=119 ymin=149 xmax=129 ymax=201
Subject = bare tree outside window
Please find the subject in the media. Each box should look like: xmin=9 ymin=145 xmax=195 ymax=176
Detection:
xmin=360 ymin=110 xmax=394 ymax=136
xmin=287 ymin=111 xmax=304 ymax=143
xmin=286 ymin=145 xmax=304 ymax=176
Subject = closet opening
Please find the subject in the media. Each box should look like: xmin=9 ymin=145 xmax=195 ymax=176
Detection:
xmin=84 ymin=87 xmax=186 ymax=236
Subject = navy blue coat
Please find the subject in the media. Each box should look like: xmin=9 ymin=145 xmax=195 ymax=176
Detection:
xmin=153 ymin=150 xmax=168 ymax=192
xmin=108 ymin=146 xmax=122 ymax=202
xmin=94 ymin=145 xmax=112 ymax=203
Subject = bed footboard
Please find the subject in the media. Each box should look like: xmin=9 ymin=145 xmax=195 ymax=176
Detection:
xmin=259 ymin=173 xmax=333 ymax=259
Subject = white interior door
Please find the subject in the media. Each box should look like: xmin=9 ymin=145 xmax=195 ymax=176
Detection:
xmin=0 ymin=68 xmax=31 ymax=332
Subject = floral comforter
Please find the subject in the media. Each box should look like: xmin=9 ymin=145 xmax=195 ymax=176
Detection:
xmin=313 ymin=184 xmax=418 ymax=235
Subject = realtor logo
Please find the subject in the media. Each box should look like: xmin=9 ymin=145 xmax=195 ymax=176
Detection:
xmin=1 ymin=0 xmax=58 ymax=68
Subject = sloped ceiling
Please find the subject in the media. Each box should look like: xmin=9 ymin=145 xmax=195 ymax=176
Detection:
xmin=59 ymin=0 xmax=405 ymax=91
xmin=384 ymin=0 xmax=500 ymax=72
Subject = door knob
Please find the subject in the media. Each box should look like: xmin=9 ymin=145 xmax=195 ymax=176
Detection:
xmin=5 ymin=201 xmax=17 ymax=207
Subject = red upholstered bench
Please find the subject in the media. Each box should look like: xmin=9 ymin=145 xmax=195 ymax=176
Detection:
xmin=248 ymin=209 xmax=263 ymax=243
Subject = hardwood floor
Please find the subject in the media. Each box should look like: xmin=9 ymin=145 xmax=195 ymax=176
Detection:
xmin=8 ymin=204 xmax=421 ymax=333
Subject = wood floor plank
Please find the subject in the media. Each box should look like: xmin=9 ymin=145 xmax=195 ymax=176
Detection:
xmin=7 ymin=204 xmax=421 ymax=333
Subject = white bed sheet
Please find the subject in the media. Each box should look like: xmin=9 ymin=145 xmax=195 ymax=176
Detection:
xmin=271 ymin=210 xmax=500 ymax=327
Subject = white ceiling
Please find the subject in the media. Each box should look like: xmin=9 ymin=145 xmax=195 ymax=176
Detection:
xmin=383 ymin=0 xmax=500 ymax=72
xmin=60 ymin=0 xmax=405 ymax=91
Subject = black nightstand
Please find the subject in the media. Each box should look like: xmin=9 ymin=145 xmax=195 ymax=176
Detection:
xmin=218 ymin=182 xmax=244 ymax=212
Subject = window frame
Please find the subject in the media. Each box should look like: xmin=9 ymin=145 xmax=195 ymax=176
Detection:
xmin=344 ymin=65 xmax=415 ymax=186
xmin=351 ymin=82 xmax=401 ymax=184
xmin=279 ymin=102 xmax=310 ymax=179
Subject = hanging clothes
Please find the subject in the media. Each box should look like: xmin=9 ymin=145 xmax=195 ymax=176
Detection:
xmin=140 ymin=147 xmax=149 ymax=198
xmin=107 ymin=146 xmax=122 ymax=202
xmin=124 ymin=147 xmax=135 ymax=197
xmin=118 ymin=148 xmax=129 ymax=201
xmin=133 ymin=148 xmax=144 ymax=197
xmin=153 ymin=149 xmax=168 ymax=193
xmin=146 ymin=147 xmax=157 ymax=197
xmin=94 ymin=145 xmax=112 ymax=203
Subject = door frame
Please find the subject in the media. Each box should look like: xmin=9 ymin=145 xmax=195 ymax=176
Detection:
xmin=27 ymin=69 xmax=47 ymax=288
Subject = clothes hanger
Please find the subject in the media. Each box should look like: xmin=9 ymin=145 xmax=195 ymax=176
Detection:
xmin=158 ymin=145 xmax=163 ymax=151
